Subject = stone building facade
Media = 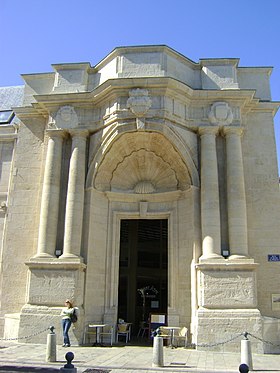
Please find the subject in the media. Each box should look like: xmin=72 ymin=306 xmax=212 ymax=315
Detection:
xmin=0 ymin=46 xmax=280 ymax=352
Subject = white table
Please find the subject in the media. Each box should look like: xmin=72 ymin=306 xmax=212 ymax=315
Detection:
xmin=163 ymin=326 xmax=181 ymax=348
xmin=88 ymin=324 xmax=107 ymax=346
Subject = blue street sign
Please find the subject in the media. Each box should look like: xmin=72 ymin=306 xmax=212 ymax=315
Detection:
xmin=268 ymin=255 xmax=280 ymax=262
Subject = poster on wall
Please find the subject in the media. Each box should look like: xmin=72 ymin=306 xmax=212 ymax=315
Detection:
xmin=271 ymin=294 xmax=280 ymax=310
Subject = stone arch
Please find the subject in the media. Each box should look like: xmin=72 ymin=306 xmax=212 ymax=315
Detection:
xmin=86 ymin=123 xmax=199 ymax=191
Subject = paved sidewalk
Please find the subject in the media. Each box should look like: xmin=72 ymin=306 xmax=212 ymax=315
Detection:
xmin=0 ymin=341 xmax=280 ymax=373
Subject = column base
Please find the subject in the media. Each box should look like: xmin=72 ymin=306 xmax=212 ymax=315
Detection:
xmin=59 ymin=253 xmax=84 ymax=263
xmin=199 ymin=253 xmax=224 ymax=262
xmin=229 ymin=254 xmax=250 ymax=260
xmin=31 ymin=252 xmax=55 ymax=259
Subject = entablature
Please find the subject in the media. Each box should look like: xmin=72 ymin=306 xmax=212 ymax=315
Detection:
xmin=13 ymin=77 xmax=279 ymax=132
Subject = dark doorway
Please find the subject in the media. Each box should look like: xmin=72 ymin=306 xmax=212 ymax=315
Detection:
xmin=118 ymin=219 xmax=168 ymax=337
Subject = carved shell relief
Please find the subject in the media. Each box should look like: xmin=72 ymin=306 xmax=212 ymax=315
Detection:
xmin=134 ymin=181 xmax=155 ymax=194
xmin=208 ymin=101 xmax=233 ymax=126
xmin=94 ymin=132 xmax=191 ymax=193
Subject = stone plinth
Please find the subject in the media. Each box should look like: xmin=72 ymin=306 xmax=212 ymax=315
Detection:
xmin=4 ymin=261 xmax=86 ymax=344
xmin=195 ymin=260 xmax=262 ymax=352
xmin=196 ymin=308 xmax=262 ymax=353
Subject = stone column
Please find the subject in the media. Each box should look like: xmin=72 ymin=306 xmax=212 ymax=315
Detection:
xmin=199 ymin=127 xmax=223 ymax=260
xmin=35 ymin=130 xmax=65 ymax=258
xmin=61 ymin=130 xmax=88 ymax=259
xmin=224 ymin=127 xmax=248 ymax=258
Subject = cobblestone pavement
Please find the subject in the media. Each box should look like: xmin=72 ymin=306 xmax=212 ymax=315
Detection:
xmin=0 ymin=341 xmax=280 ymax=373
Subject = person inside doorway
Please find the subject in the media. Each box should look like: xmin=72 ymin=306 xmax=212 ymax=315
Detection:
xmin=60 ymin=299 xmax=74 ymax=347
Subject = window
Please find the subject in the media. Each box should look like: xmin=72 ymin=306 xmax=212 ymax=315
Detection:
xmin=0 ymin=110 xmax=15 ymax=124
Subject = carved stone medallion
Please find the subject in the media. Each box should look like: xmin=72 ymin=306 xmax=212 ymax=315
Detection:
xmin=54 ymin=105 xmax=79 ymax=129
xmin=208 ymin=101 xmax=233 ymax=126
xmin=127 ymin=88 xmax=152 ymax=117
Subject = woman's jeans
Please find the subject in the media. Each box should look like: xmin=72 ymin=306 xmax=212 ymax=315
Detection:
xmin=62 ymin=318 xmax=72 ymax=345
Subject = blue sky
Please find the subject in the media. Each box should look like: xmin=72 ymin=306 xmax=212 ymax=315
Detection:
xmin=1 ymin=0 xmax=280 ymax=173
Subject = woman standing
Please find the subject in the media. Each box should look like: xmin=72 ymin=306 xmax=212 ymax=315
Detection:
xmin=60 ymin=299 xmax=74 ymax=347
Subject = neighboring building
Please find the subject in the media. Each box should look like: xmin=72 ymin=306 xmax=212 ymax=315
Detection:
xmin=0 ymin=45 xmax=280 ymax=352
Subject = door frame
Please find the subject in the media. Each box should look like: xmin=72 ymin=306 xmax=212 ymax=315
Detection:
xmin=103 ymin=204 xmax=179 ymax=327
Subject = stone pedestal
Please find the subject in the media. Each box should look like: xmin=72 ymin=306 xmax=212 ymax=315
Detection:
xmin=25 ymin=261 xmax=86 ymax=306
xmin=195 ymin=260 xmax=263 ymax=352
xmin=5 ymin=261 xmax=86 ymax=344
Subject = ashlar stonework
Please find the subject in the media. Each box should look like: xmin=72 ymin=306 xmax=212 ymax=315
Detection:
xmin=0 ymin=46 xmax=279 ymax=352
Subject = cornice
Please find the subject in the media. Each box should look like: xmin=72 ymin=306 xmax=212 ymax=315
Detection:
xmin=0 ymin=133 xmax=18 ymax=141
xmin=250 ymin=101 xmax=280 ymax=115
xmin=238 ymin=66 xmax=273 ymax=75
xmin=32 ymin=77 xmax=261 ymax=104
xmin=12 ymin=106 xmax=46 ymax=119
xmin=93 ymin=45 xmax=200 ymax=72
xmin=51 ymin=62 xmax=91 ymax=70
xmin=200 ymin=58 xmax=239 ymax=67
xmin=12 ymin=77 xmax=280 ymax=120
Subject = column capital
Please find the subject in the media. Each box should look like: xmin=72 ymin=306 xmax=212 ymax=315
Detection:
xmin=45 ymin=129 xmax=67 ymax=139
xmin=69 ymin=129 xmax=89 ymax=138
xmin=198 ymin=126 xmax=219 ymax=136
xmin=222 ymin=126 xmax=244 ymax=137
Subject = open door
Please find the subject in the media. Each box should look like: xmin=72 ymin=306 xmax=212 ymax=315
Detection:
xmin=118 ymin=219 xmax=168 ymax=338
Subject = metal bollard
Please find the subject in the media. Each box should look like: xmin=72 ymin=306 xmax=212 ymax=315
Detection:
xmin=240 ymin=332 xmax=253 ymax=371
xmin=152 ymin=329 xmax=164 ymax=367
xmin=239 ymin=363 xmax=249 ymax=373
xmin=60 ymin=352 xmax=77 ymax=372
xmin=46 ymin=326 xmax=57 ymax=362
